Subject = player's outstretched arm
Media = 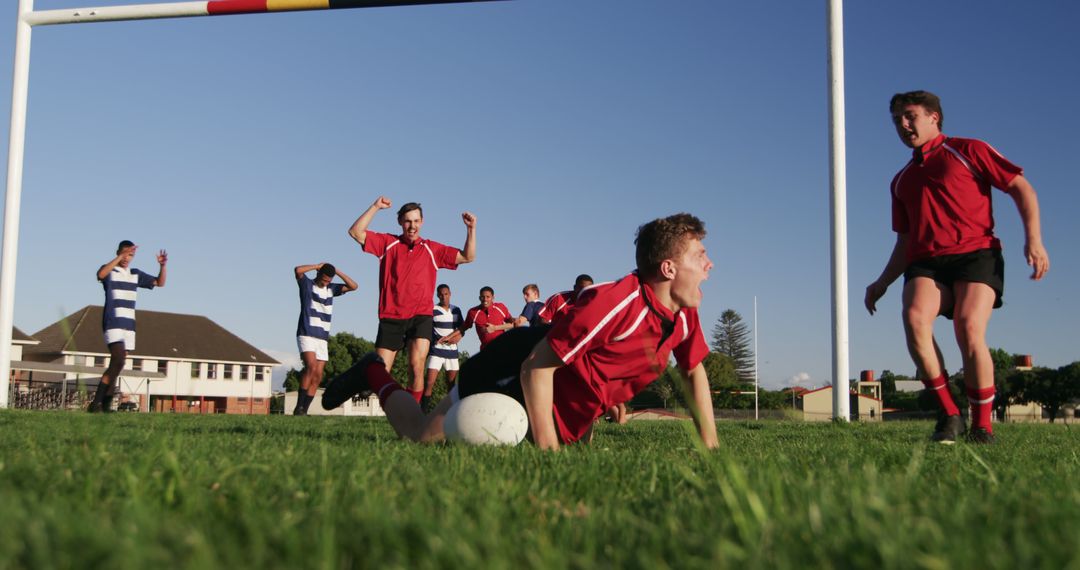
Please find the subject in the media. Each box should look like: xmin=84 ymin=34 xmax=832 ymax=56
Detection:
xmin=519 ymin=340 xmax=565 ymax=451
xmin=1005 ymin=175 xmax=1050 ymax=280
xmin=294 ymin=263 xmax=321 ymax=280
xmin=683 ymin=363 xmax=718 ymax=449
xmin=456 ymin=212 xmax=477 ymax=265
xmin=96 ymin=244 xmax=136 ymax=281
xmin=336 ymin=267 xmax=359 ymax=293
xmin=348 ymin=196 xmax=392 ymax=246
xmin=864 ymin=233 xmax=909 ymax=315
xmin=154 ymin=249 xmax=168 ymax=287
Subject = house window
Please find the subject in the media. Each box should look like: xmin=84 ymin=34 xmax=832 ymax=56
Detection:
xmin=255 ymin=367 xmax=265 ymax=382
xmin=132 ymin=359 xmax=143 ymax=371
xmin=207 ymin=364 xmax=218 ymax=380
xmin=223 ymin=365 xmax=233 ymax=380
xmin=93 ymin=356 xmax=106 ymax=367
xmin=239 ymin=366 xmax=249 ymax=381
xmin=190 ymin=363 xmax=201 ymax=379
xmin=157 ymin=360 xmax=167 ymax=374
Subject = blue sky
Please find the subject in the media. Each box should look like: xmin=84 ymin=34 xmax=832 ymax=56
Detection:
xmin=1 ymin=1 xmax=1077 ymax=391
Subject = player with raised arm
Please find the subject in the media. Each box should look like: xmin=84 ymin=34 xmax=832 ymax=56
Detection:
xmin=348 ymin=196 xmax=476 ymax=403
xmin=89 ymin=241 xmax=167 ymax=413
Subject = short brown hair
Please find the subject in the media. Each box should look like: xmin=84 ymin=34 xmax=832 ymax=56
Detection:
xmin=634 ymin=213 xmax=706 ymax=280
xmin=397 ymin=202 xmax=423 ymax=223
xmin=523 ymin=284 xmax=539 ymax=295
xmin=890 ymin=90 xmax=943 ymax=129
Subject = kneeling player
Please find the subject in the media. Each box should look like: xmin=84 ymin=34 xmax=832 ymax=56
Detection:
xmin=323 ymin=213 xmax=718 ymax=450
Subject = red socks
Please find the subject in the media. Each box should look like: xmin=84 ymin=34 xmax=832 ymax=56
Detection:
xmin=967 ymin=386 xmax=995 ymax=433
xmin=363 ymin=362 xmax=404 ymax=407
xmin=923 ymin=374 xmax=960 ymax=416
xmin=409 ymin=390 xmax=424 ymax=403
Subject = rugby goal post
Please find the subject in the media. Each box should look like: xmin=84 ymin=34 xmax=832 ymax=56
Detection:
xmin=1 ymin=0 xmax=851 ymax=421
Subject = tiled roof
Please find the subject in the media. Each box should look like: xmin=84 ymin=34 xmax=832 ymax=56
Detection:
xmin=25 ymin=306 xmax=278 ymax=364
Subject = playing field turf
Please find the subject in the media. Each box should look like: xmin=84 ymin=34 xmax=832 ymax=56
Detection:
xmin=1 ymin=411 xmax=1078 ymax=569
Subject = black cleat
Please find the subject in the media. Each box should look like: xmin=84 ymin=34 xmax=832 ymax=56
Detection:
xmin=931 ymin=414 xmax=965 ymax=444
xmin=322 ymin=352 xmax=383 ymax=410
xmin=87 ymin=402 xmax=104 ymax=413
xmin=965 ymin=427 xmax=996 ymax=445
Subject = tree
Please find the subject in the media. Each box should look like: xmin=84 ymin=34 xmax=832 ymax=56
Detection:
xmin=989 ymin=347 xmax=1021 ymax=421
xmin=711 ymin=309 xmax=754 ymax=382
xmin=283 ymin=332 xmax=376 ymax=392
xmin=1016 ymin=363 xmax=1080 ymax=423
xmin=878 ymin=370 xmax=898 ymax=403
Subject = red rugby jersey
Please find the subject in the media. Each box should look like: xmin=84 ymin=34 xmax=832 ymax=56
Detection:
xmin=462 ymin=302 xmax=513 ymax=349
xmin=546 ymin=272 xmax=709 ymax=443
xmin=538 ymin=290 xmax=575 ymax=326
xmin=891 ymin=134 xmax=1023 ymax=262
xmin=362 ymin=231 xmax=460 ymax=320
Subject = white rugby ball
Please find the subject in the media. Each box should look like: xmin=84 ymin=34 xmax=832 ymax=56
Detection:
xmin=443 ymin=393 xmax=529 ymax=446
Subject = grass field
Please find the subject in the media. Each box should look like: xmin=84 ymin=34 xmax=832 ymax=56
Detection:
xmin=1 ymin=411 xmax=1079 ymax=569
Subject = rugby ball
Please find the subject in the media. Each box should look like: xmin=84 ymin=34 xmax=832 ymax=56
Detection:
xmin=443 ymin=393 xmax=529 ymax=446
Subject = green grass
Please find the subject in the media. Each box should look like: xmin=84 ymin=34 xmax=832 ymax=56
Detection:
xmin=1 ymin=411 xmax=1079 ymax=569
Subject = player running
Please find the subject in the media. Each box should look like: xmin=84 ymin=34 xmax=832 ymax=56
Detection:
xmin=865 ymin=90 xmax=1049 ymax=444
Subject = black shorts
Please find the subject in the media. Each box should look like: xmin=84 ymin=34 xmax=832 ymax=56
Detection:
xmin=375 ymin=315 xmax=435 ymax=351
xmin=455 ymin=325 xmax=551 ymax=409
xmin=904 ymin=248 xmax=1004 ymax=319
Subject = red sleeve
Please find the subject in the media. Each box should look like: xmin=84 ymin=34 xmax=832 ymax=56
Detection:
xmin=425 ymin=240 xmax=461 ymax=270
xmin=538 ymin=293 xmax=565 ymax=322
xmin=496 ymin=303 xmax=514 ymax=323
xmin=546 ymin=287 xmax=625 ymax=366
xmin=673 ymin=309 xmax=710 ymax=372
xmin=961 ymin=139 xmax=1024 ymax=190
xmin=361 ymin=231 xmax=392 ymax=257
xmin=462 ymin=307 xmax=478 ymax=331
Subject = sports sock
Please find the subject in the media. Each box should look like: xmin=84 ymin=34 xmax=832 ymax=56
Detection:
xmin=923 ymin=374 xmax=960 ymax=417
xmin=293 ymin=392 xmax=307 ymax=414
xmin=409 ymin=390 xmax=424 ymax=403
xmin=363 ymin=362 xmax=404 ymax=407
xmin=967 ymin=386 xmax=995 ymax=433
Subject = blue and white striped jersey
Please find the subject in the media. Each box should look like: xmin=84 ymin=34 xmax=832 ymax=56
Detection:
xmin=430 ymin=304 xmax=464 ymax=359
xmin=101 ymin=266 xmax=156 ymax=333
xmin=296 ymin=275 xmax=346 ymax=340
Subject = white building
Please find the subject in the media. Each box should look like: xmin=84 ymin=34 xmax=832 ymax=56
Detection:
xmin=20 ymin=306 xmax=279 ymax=414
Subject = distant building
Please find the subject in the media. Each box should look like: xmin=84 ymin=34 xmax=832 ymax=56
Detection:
xmin=283 ymin=387 xmax=385 ymax=417
xmin=800 ymin=384 xmax=882 ymax=422
xmin=9 ymin=327 xmax=38 ymax=365
xmin=20 ymin=306 xmax=279 ymax=414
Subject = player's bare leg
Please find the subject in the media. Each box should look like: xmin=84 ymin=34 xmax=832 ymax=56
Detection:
xmin=952 ymin=281 xmax=998 ymax=442
xmin=902 ymin=277 xmax=952 ymax=379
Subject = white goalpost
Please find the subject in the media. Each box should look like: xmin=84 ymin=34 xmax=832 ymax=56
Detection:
xmin=0 ymin=0 xmax=851 ymax=419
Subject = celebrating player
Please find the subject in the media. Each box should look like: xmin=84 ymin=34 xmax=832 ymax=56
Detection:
xmin=89 ymin=241 xmax=167 ymax=413
xmin=349 ymin=196 xmax=476 ymax=403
